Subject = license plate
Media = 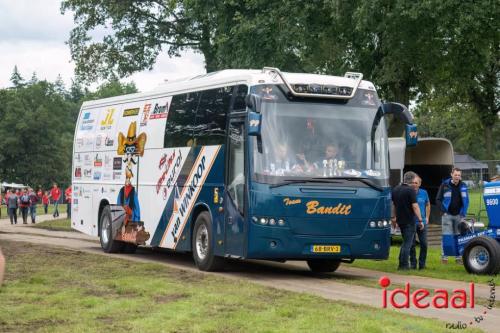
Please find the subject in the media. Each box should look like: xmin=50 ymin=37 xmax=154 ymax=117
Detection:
xmin=311 ymin=245 xmax=341 ymax=253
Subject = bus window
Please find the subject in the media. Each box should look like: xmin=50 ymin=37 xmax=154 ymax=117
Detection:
xmin=164 ymin=92 xmax=200 ymax=147
xmin=194 ymin=87 xmax=231 ymax=146
xmin=227 ymin=119 xmax=245 ymax=213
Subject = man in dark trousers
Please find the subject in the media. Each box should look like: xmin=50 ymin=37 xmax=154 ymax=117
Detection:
xmin=391 ymin=171 xmax=424 ymax=270
xmin=436 ymin=167 xmax=469 ymax=264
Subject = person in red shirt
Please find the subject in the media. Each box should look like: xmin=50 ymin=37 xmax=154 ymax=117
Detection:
xmin=42 ymin=191 xmax=50 ymax=214
xmin=19 ymin=188 xmax=31 ymax=224
xmin=37 ymin=187 xmax=43 ymax=201
xmin=65 ymin=186 xmax=72 ymax=219
xmin=50 ymin=183 xmax=61 ymax=218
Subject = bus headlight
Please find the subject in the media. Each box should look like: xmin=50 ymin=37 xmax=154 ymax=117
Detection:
xmin=369 ymin=221 xmax=376 ymax=228
xmin=383 ymin=220 xmax=388 ymax=227
xmin=269 ymin=218 xmax=276 ymax=226
xmin=278 ymin=218 xmax=285 ymax=226
xmin=377 ymin=221 xmax=383 ymax=228
xmin=259 ymin=217 xmax=268 ymax=225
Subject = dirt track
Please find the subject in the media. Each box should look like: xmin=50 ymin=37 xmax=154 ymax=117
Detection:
xmin=1 ymin=216 xmax=499 ymax=332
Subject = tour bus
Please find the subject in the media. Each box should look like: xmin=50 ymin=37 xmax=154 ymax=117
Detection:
xmin=72 ymin=67 xmax=417 ymax=272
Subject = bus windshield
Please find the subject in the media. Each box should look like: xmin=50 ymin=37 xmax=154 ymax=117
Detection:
xmin=251 ymin=85 xmax=389 ymax=187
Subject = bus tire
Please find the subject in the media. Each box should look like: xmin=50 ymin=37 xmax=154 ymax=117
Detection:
xmin=307 ymin=259 xmax=341 ymax=273
xmin=463 ymin=236 xmax=500 ymax=275
xmin=122 ymin=243 xmax=138 ymax=254
xmin=99 ymin=206 xmax=124 ymax=253
xmin=192 ymin=211 xmax=224 ymax=271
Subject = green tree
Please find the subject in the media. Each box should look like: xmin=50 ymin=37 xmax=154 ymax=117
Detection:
xmin=10 ymin=65 xmax=24 ymax=88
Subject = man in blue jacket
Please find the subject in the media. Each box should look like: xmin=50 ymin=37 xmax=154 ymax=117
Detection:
xmin=436 ymin=167 xmax=469 ymax=264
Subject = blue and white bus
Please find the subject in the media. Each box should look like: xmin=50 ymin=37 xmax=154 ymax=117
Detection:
xmin=72 ymin=67 xmax=417 ymax=271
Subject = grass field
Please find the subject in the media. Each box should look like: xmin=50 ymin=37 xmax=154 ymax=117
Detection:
xmin=351 ymin=245 xmax=500 ymax=285
xmin=35 ymin=203 xmax=68 ymax=217
xmin=0 ymin=240 xmax=469 ymax=333
xmin=32 ymin=218 xmax=73 ymax=232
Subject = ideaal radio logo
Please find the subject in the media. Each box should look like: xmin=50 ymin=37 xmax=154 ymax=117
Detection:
xmin=379 ymin=276 xmax=496 ymax=329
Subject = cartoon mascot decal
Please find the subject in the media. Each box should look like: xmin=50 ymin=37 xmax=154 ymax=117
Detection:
xmin=115 ymin=121 xmax=150 ymax=245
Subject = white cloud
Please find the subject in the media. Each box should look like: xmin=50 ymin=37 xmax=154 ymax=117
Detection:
xmin=0 ymin=0 xmax=206 ymax=92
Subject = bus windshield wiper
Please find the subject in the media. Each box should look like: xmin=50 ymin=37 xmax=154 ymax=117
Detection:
xmin=312 ymin=177 xmax=383 ymax=192
xmin=269 ymin=178 xmax=341 ymax=189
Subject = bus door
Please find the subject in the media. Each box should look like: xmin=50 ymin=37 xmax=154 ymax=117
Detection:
xmin=224 ymin=117 xmax=247 ymax=257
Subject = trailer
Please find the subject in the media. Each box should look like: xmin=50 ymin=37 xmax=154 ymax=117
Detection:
xmin=442 ymin=181 xmax=500 ymax=275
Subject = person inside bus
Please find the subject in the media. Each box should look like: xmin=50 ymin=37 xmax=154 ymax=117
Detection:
xmin=269 ymin=143 xmax=303 ymax=175
xmin=310 ymin=143 xmax=346 ymax=175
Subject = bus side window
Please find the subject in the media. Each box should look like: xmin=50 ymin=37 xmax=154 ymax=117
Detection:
xmin=227 ymin=119 xmax=245 ymax=213
xmin=194 ymin=87 xmax=230 ymax=146
xmin=164 ymin=92 xmax=200 ymax=148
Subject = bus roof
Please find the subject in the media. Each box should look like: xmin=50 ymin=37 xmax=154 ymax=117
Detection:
xmin=81 ymin=69 xmax=376 ymax=109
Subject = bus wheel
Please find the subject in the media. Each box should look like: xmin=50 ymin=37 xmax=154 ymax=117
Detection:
xmin=99 ymin=206 xmax=124 ymax=253
xmin=307 ymin=259 xmax=341 ymax=273
xmin=122 ymin=243 xmax=138 ymax=254
xmin=463 ymin=236 xmax=500 ymax=275
xmin=192 ymin=211 xmax=224 ymax=271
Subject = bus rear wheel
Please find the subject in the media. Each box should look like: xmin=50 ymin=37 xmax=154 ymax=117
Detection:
xmin=192 ymin=211 xmax=224 ymax=271
xmin=307 ymin=259 xmax=341 ymax=273
xmin=99 ymin=206 xmax=125 ymax=253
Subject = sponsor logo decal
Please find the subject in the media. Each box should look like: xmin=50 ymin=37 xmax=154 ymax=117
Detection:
xmin=150 ymin=102 xmax=169 ymax=119
xmin=94 ymin=154 xmax=102 ymax=167
xmin=105 ymin=136 xmax=114 ymax=146
xmin=100 ymin=108 xmax=115 ymax=129
xmin=74 ymin=167 xmax=82 ymax=178
xmin=75 ymin=153 xmax=81 ymax=163
xmin=112 ymin=171 xmax=122 ymax=180
xmin=140 ymin=103 xmax=152 ymax=126
xmin=113 ymin=157 xmax=122 ymax=170
xmin=123 ymin=107 xmax=140 ymax=117
xmin=80 ymin=112 xmax=95 ymax=130
xmin=84 ymin=154 xmax=92 ymax=166
xmin=103 ymin=172 xmax=111 ymax=180
xmin=93 ymin=171 xmax=102 ymax=180
xmin=83 ymin=169 xmax=92 ymax=178
xmin=95 ymin=134 xmax=104 ymax=148
xmin=156 ymin=150 xmax=183 ymax=198
xmin=104 ymin=154 xmax=112 ymax=169
xmin=76 ymin=138 xmax=84 ymax=148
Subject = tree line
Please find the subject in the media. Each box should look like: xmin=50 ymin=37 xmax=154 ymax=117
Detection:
xmin=0 ymin=66 xmax=137 ymax=188
xmin=60 ymin=0 xmax=498 ymax=172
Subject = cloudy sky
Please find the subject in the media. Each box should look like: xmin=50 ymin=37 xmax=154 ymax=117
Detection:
xmin=0 ymin=0 xmax=206 ymax=92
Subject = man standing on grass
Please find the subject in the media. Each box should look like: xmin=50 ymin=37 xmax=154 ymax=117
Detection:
xmin=28 ymin=188 xmax=38 ymax=224
xmin=409 ymin=176 xmax=430 ymax=270
xmin=391 ymin=171 xmax=424 ymax=270
xmin=436 ymin=167 xmax=469 ymax=264
xmin=50 ymin=183 xmax=61 ymax=218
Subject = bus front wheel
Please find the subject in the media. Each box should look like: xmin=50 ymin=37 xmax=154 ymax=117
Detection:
xmin=307 ymin=259 xmax=341 ymax=273
xmin=99 ymin=206 xmax=125 ymax=253
xmin=192 ymin=211 xmax=224 ymax=271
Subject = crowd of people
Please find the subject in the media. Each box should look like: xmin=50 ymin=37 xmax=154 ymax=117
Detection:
xmin=391 ymin=167 xmax=469 ymax=270
xmin=0 ymin=183 xmax=72 ymax=224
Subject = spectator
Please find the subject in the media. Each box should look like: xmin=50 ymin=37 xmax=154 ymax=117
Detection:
xmin=7 ymin=189 xmax=18 ymax=225
xmin=391 ymin=171 xmax=424 ymax=270
xmin=42 ymin=191 xmax=50 ymax=214
xmin=50 ymin=183 xmax=61 ymax=218
xmin=65 ymin=185 xmax=72 ymax=219
xmin=436 ymin=167 xmax=469 ymax=264
xmin=28 ymin=187 xmax=38 ymax=224
xmin=409 ymin=176 xmax=430 ymax=270
xmin=37 ymin=186 xmax=43 ymax=201
xmin=19 ymin=188 xmax=31 ymax=224
xmin=0 ymin=247 xmax=4 ymax=286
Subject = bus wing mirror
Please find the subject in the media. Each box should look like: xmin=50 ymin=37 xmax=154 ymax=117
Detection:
xmin=379 ymin=102 xmax=418 ymax=147
xmin=248 ymin=112 xmax=262 ymax=137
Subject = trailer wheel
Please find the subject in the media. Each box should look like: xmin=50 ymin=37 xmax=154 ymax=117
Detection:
xmin=463 ymin=236 xmax=500 ymax=275
xmin=192 ymin=211 xmax=224 ymax=271
xmin=307 ymin=259 xmax=341 ymax=273
xmin=99 ymin=206 xmax=124 ymax=253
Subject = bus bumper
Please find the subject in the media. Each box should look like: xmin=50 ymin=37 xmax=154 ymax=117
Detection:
xmin=246 ymin=227 xmax=390 ymax=260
